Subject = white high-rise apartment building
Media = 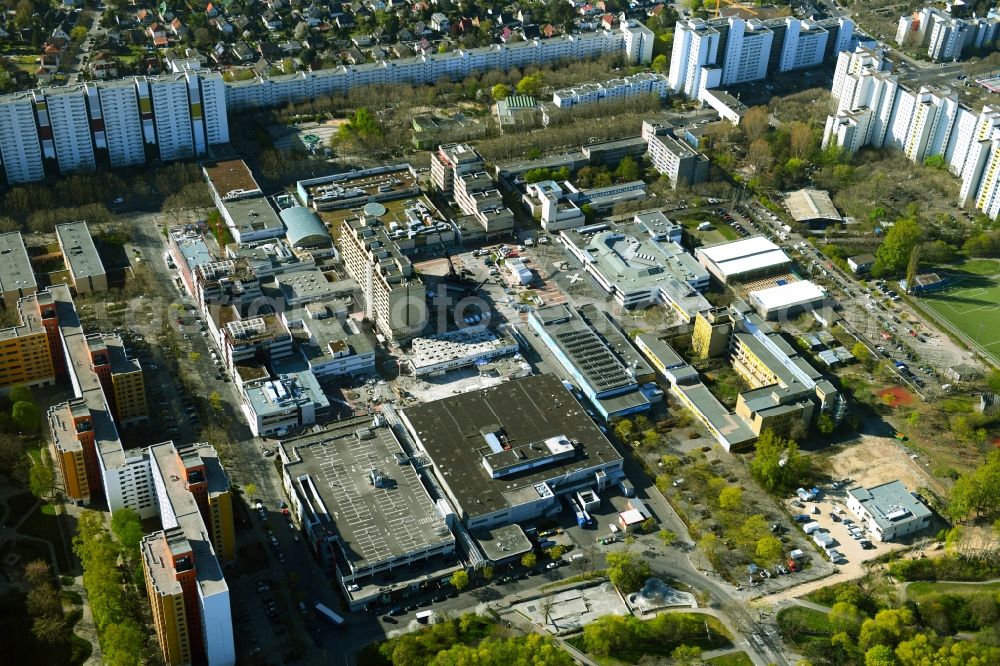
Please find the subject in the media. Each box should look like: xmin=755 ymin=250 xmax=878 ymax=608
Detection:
xmin=149 ymin=75 xmax=195 ymax=162
xmin=95 ymin=80 xmax=146 ymax=167
xmin=667 ymin=19 xmax=721 ymax=98
xmin=722 ymin=18 xmax=773 ymax=86
xmin=669 ymin=16 xmax=853 ymax=101
xmin=41 ymin=86 xmax=96 ymax=173
xmin=0 ymin=93 xmax=44 ymax=184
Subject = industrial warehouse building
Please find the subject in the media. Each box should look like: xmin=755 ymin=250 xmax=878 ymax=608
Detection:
xmin=695 ymin=237 xmax=792 ymax=284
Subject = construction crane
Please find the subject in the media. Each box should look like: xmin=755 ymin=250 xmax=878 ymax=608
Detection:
xmin=715 ymin=0 xmax=759 ymax=18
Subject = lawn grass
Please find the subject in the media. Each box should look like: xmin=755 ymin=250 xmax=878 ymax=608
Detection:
xmin=906 ymin=581 xmax=1000 ymax=603
xmin=17 ymin=504 xmax=72 ymax=573
xmin=776 ymin=606 xmax=831 ymax=635
xmin=919 ymin=270 xmax=1000 ymax=366
xmin=706 ymin=652 xmax=754 ymax=666
xmin=954 ymin=258 xmax=1000 ymax=277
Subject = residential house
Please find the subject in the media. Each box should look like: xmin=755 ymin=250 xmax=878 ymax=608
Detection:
xmin=231 ymin=15 xmax=250 ymax=32
xmin=88 ymin=51 xmax=119 ymax=79
xmin=212 ymin=16 xmax=233 ymax=34
xmin=169 ymin=18 xmax=187 ymax=38
xmin=262 ymin=11 xmax=283 ymax=31
xmin=431 ymin=12 xmax=449 ymax=31
xmin=233 ymin=42 xmax=256 ymax=62
xmin=148 ymin=23 xmax=168 ymax=48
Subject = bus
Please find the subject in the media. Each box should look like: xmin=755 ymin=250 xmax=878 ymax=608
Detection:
xmin=314 ymin=602 xmax=345 ymax=627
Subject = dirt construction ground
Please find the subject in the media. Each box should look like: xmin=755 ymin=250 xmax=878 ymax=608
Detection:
xmin=812 ymin=433 xmax=944 ymax=497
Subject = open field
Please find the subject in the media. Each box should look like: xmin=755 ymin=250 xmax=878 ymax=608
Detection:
xmin=812 ymin=433 xmax=940 ymax=496
xmin=918 ymin=260 xmax=1000 ymax=366
xmin=907 ymin=581 xmax=1000 ymax=602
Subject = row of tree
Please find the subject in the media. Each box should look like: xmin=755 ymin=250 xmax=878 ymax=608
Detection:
xmin=73 ymin=509 xmax=150 ymax=666
xmin=580 ymin=611 xmax=730 ymax=660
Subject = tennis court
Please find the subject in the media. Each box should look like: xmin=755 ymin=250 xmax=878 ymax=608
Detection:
xmin=919 ymin=264 xmax=1000 ymax=363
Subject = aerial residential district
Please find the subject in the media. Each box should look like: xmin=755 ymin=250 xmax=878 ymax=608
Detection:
xmin=5 ymin=0 xmax=1000 ymax=665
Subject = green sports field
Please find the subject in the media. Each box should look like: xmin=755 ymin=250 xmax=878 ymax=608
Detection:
xmin=918 ymin=259 xmax=1000 ymax=365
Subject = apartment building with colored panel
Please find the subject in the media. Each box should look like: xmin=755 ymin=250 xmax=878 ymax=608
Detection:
xmin=143 ymin=440 xmax=235 ymax=666
xmin=49 ymin=397 xmax=96 ymax=504
xmin=0 ymin=290 xmax=60 ymax=391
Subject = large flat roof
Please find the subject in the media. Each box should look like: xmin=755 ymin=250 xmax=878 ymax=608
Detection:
xmin=749 ymin=280 xmax=826 ymax=311
xmin=144 ymin=441 xmax=229 ymax=599
xmin=57 ymin=221 xmax=106 ymax=281
xmin=203 ymin=159 xmax=262 ymax=200
xmin=784 ymin=189 xmax=842 ymax=223
xmin=530 ymin=304 xmax=640 ymax=394
xmin=847 ymin=480 xmax=932 ymax=531
xmin=283 ymin=422 xmax=453 ymax=571
xmin=697 ymin=236 xmax=791 ymax=279
xmin=0 ymin=232 xmax=36 ymax=295
xmin=401 ymin=374 xmax=622 ymax=520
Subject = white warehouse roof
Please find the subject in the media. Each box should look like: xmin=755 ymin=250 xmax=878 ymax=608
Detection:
xmin=697 ymin=237 xmax=792 ymax=280
xmin=749 ymin=280 xmax=826 ymax=311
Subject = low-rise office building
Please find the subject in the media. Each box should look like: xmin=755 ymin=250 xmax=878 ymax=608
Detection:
xmin=846 ymin=480 xmax=932 ymax=542
xmin=399 ymin=374 xmax=624 ymax=530
xmin=560 ymin=218 xmax=710 ymax=321
xmin=286 ymin=304 xmax=375 ymax=378
xmin=203 ymin=159 xmax=284 ymax=244
xmin=0 ymin=231 xmax=37 ymax=308
xmin=528 ymin=303 xmax=654 ymax=420
xmin=405 ymin=325 xmax=518 ymax=377
xmin=280 ymin=419 xmax=457 ymax=609
xmin=634 ymin=332 xmax=757 ymax=452
xmin=55 ymin=221 xmax=107 ymax=293
xmin=239 ymin=358 xmax=329 ymax=437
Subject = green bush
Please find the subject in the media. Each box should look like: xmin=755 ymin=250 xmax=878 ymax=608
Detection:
xmin=889 ymin=556 xmax=1000 ymax=582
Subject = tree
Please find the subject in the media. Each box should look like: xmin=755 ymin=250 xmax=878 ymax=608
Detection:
xmin=521 ymin=552 xmax=537 ymax=569
xmin=658 ymin=529 xmax=677 ymax=546
xmin=614 ymin=155 xmax=640 ymax=182
xmin=490 ymin=83 xmax=511 ymax=101
xmin=671 ymin=645 xmax=703 ymax=665
xmin=905 ymin=244 xmax=922 ymax=292
xmin=450 ymin=570 xmax=469 ymax=591
xmin=9 ymin=384 xmax=32 ymax=404
xmin=946 ymin=449 xmax=1000 ymax=521
xmin=188 ymin=351 xmax=201 ymax=364
xmin=817 ymin=412 xmax=835 ymax=435
xmin=640 ymin=429 xmax=659 ymax=449
xmin=482 ymin=565 xmax=494 ymax=581
xmin=874 ymin=215 xmax=922 ymax=277
xmin=660 ymin=454 xmax=681 ymax=474
xmin=755 ymin=535 xmax=783 ymax=565
xmin=640 ymin=517 xmax=657 ymax=533
xmin=605 ymin=551 xmax=651 ymax=593
xmin=209 ymin=391 xmax=223 ymax=415
xmin=613 ymin=419 xmax=634 ymax=442
xmin=864 ymin=644 xmax=896 ymax=666
xmin=852 ymin=343 xmax=873 ymax=370
xmin=748 ymin=138 xmax=774 ymax=173
xmin=245 ymin=482 xmax=257 ymax=499
xmin=111 ymin=508 xmax=144 ymax=565
xmin=829 ymin=602 xmax=867 ymax=637
xmin=70 ymin=25 xmax=88 ymax=42
xmin=743 ymin=106 xmax=770 ymax=143
xmin=516 ymin=74 xmax=543 ymax=97
xmin=582 ymin=615 xmax=632 ymax=656
xmin=858 ymin=608 xmax=914 ymax=651
xmin=12 ymin=400 xmax=41 ymax=433
xmin=749 ymin=429 xmax=809 ymax=493
xmin=718 ymin=486 xmax=743 ymax=511
xmin=29 ymin=459 xmax=54 ymax=499
xmin=789 ymin=121 xmax=816 ymax=160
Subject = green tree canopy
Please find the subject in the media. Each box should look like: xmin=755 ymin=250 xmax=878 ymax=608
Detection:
xmin=12 ymin=400 xmax=41 ymax=433
xmin=718 ymin=486 xmax=743 ymax=511
xmin=450 ymin=569 xmax=469 ymax=591
xmin=749 ymin=429 xmax=810 ymax=494
xmin=516 ymin=74 xmax=543 ymax=97
xmin=490 ymin=83 xmax=511 ymax=101
xmin=605 ymin=551 xmax=651 ymax=593
xmin=874 ymin=215 xmax=923 ymax=277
